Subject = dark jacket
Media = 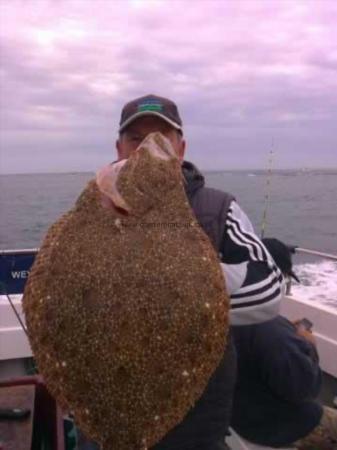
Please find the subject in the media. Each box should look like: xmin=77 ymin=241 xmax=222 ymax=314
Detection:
xmin=152 ymin=162 xmax=237 ymax=449
xmin=231 ymin=315 xmax=323 ymax=447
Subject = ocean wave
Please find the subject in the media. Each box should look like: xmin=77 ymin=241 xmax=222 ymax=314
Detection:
xmin=291 ymin=260 xmax=337 ymax=308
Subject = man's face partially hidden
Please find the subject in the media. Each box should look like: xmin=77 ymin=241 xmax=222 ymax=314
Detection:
xmin=116 ymin=116 xmax=186 ymax=161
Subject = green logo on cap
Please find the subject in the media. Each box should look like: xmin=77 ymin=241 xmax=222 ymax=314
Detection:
xmin=138 ymin=103 xmax=163 ymax=113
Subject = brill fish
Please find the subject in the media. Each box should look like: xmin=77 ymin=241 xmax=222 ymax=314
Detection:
xmin=23 ymin=132 xmax=230 ymax=449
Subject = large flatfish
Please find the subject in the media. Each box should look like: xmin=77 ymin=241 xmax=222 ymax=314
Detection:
xmin=23 ymin=132 xmax=230 ymax=449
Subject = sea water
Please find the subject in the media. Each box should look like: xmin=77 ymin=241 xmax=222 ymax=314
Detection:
xmin=1 ymin=169 xmax=336 ymax=307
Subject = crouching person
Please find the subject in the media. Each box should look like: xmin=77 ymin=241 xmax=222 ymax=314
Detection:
xmin=230 ymin=238 xmax=337 ymax=449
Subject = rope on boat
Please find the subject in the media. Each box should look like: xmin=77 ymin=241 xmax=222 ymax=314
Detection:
xmin=5 ymin=292 xmax=28 ymax=338
xmin=3 ymin=290 xmax=29 ymax=337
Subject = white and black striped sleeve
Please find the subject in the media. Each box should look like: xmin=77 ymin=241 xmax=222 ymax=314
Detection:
xmin=220 ymin=200 xmax=285 ymax=325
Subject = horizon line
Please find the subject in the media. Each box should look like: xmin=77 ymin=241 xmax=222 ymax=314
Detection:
xmin=1 ymin=166 xmax=337 ymax=176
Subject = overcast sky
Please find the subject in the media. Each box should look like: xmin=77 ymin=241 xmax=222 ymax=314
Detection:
xmin=0 ymin=0 xmax=336 ymax=174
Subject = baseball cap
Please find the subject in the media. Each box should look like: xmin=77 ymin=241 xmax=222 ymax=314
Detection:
xmin=119 ymin=94 xmax=183 ymax=133
xmin=262 ymin=238 xmax=300 ymax=282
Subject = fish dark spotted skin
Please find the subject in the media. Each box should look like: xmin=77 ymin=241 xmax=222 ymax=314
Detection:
xmin=23 ymin=132 xmax=230 ymax=450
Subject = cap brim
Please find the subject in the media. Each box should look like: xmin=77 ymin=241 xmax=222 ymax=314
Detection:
xmin=119 ymin=111 xmax=182 ymax=133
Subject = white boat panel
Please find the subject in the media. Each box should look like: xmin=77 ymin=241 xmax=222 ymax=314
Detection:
xmin=0 ymin=326 xmax=32 ymax=360
xmin=0 ymin=295 xmax=32 ymax=360
xmin=1 ymin=293 xmax=337 ymax=376
xmin=0 ymin=295 xmax=25 ymax=327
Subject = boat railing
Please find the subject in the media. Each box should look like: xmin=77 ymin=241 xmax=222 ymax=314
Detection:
xmin=285 ymin=247 xmax=337 ymax=295
xmin=295 ymin=247 xmax=337 ymax=261
xmin=0 ymin=248 xmax=39 ymax=255
xmin=1 ymin=246 xmax=337 ymax=297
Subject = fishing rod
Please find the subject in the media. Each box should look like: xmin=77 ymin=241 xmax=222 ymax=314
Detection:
xmin=260 ymin=141 xmax=275 ymax=239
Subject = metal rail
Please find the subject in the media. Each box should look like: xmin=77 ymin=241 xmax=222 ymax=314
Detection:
xmin=295 ymin=247 xmax=337 ymax=261
xmin=1 ymin=247 xmax=337 ymax=259
xmin=0 ymin=248 xmax=38 ymax=255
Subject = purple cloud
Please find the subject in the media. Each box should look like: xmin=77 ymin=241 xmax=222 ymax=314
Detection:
xmin=0 ymin=0 xmax=337 ymax=173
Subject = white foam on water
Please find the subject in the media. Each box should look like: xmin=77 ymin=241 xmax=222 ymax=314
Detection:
xmin=291 ymin=260 xmax=337 ymax=309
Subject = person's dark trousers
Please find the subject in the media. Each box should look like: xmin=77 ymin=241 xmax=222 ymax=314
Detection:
xmin=77 ymin=334 xmax=236 ymax=450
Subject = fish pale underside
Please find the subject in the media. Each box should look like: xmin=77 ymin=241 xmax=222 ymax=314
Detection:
xmin=23 ymin=132 xmax=230 ymax=450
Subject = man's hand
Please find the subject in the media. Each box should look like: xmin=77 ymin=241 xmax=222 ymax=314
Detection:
xmin=293 ymin=319 xmax=317 ymax=346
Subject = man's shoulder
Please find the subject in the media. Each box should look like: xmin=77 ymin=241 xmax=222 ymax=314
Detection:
xmin=191 ymin=187 xmax=235 ymax=226
xmin=194 ymin=186 xmax=235 ymax=205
